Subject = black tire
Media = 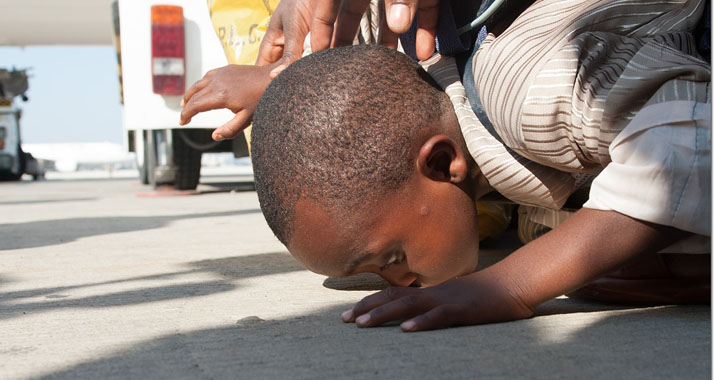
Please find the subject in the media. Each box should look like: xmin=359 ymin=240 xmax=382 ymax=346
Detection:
xmin=137 ymin=131 xmax=149 ymax=185
xmin=171 ymin=130 xmax=202 ymax=190
xmin=0 ymin=144 xmax=26 ymax=181
xmin=146 ymin=130 xmax=158 ymax=187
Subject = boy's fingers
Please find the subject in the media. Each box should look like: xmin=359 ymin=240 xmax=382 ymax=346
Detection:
xmin=350 ymin=287 xmax=415 ymax=317
xmin=181 ymin=77 xmax=210 ymax=112
xmin=180 ymin=89 xmax=227 ymax=125
xmin=345 ymin=286 xmax=422 ymax=322
xmin=400 ymin=304 xmax=478 ymax=332
xmin=179 ymin=102 xmax=200 ymax=126
xmin=355 ymin=294 xmax=433 ymax=327
xmin=311 ymin=0 xmax=340 ymax=52
xmin=333 ymin=0 xmax=371 ymax=47
xmin=202 ymin=67 xmax=221 ymax=78
xmin=212 ymin=110 xmax=253 ymax=141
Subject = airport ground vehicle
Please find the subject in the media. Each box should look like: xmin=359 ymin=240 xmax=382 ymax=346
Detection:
xmin=113 ymin=1 xmax=250 ymax=189
xmin=0 ymin=69 xmax=42 ymax=181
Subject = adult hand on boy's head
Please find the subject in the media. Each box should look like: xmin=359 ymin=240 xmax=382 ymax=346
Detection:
xmin=264 ymin=0 xmax=440 ymax=79
xmin=382 ymin=0 xmax=439 ymax=60
xmin=256 ymin=0 xmax=315 ymax=78
xmin=180 ymin=64 xmax=273 ymax=141
xmin=342 ymin=271 xmax=534 ymax=332
xmin=311 ymin=0 xmax=438 ymax=61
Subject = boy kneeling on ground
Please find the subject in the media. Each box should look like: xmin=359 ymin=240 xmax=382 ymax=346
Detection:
xmin=250 ymin=0 xmax=710 ymax=332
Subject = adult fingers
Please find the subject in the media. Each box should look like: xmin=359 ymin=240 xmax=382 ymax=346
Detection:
xmin=310 ymin=0 xmax=340 ymax=52
xmin=415 ymin=28 xmax=437 ymax=61
xmin=414 ymin=0 xmax=438 ymax=60
xmin=333 ymin=0 xmax=371 ymax=47
xmin=280 ymin=6 xmax=311 ymax=65
xmin=212 ymin=110 xmax=253 ymax=141
xmin=400 ymin=304 xmax=478 ymax=332
xmin=381 ymin=0 xmax=438 ymax=60
xmin=383 ymin=0 xmax=417 ymax=34
xmin=377 ymin=1 xmax=400 ymax=50
xmin=256 ymin=28 xmax=285 ymax=66
xmin=256 ymin=0 xmax=287 ymax=66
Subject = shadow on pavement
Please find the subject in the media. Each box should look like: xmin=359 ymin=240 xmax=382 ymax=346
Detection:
xmin=0 ymin=252 xmax=304 ymax=320
xmin=198 ymin=179 xmax=256 ymax=194
xmin=37 ymin=303 xmax=711 ymax=379
xmin=0 ymin=209 xmax=261 ymax=250
xmin=0 ymin=197 xmax=97 ymax=206
xmin=323 ymin=273 xmax=391 ymax=291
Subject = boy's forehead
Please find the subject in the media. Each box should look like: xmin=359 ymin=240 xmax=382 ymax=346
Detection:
xmin=288 ymin=198 xmax=367 ymax=276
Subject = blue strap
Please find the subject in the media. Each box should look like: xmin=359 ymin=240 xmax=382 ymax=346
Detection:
xmin=400 ymin=0 xmax=474 ymax=59
xmin=461 ymin=26 xmax=501 ymax=141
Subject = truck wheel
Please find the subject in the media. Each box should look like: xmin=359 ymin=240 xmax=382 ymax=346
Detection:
xmin=171 ymin=130 xmax=202 ymax=190
xmin=2 ymin=144 xmax=26 ymax=181
xmin=134 ymin=129 xmax=149 ymax=185
xmin=135 ymin=130 xmax=149 ymax=185
xmin=145 ymin=130 xmax=158 ymax=187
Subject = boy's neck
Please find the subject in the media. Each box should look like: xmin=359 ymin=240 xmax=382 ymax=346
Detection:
xmin=472 ymin=169 xmax=494 ymax=200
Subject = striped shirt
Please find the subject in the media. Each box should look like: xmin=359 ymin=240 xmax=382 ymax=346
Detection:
xmin=423 ymin=0 xmax=710 ymax=234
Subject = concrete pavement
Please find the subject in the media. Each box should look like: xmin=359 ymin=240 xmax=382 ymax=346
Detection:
xmin=0 ymin=174 xmax=710 ymax=379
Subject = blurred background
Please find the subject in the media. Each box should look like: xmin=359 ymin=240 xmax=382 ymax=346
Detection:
xmin=0 ymin=0 xmax=256 ymax=185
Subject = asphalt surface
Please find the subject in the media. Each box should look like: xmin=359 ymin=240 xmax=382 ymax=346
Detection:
xmin=1 ymin=174 xmax=711 ymax=379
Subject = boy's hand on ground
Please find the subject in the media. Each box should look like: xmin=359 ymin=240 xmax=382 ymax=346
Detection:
xmin=343 ymin=209 xmax=686 ymax=333
xmin=342 ymin=273 xmax=534 ymax=332
xmin=180 ymin=64 xmax=273 ymax=141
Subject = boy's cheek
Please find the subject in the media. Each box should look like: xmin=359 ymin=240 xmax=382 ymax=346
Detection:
xmin=416 ymin=243 xmax=479 ymax=286
xmin=445 ymin=232 xmax=480 ymax=282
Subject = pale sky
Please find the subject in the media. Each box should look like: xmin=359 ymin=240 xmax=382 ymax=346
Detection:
xmin=1 ymin=46 xmax=123 ymax=144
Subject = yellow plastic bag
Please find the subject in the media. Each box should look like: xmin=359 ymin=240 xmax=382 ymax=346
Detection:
xmin=207 ymin=0 xmax=280 ymax=65
xmin=476 ymin=202 xmax=513 ymax=241
xmin=207 ymin=0 xmax=280 ymax=150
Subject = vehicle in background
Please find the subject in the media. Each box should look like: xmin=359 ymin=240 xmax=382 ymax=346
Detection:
xmin=0 ymin=68 xmax=43 ymax=181
xmin=113 ymin=1 xmax=249 ymax=190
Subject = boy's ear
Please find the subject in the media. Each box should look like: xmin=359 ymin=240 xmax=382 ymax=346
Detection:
xmin=416 ymin=135 xmax=468 ymax=183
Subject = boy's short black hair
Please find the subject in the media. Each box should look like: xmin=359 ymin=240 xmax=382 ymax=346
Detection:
xmin=251 ymin=45 xmax=448 ymax=245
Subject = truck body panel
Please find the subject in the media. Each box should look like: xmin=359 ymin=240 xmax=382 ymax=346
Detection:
xmin=118 ymin=0 xmax=233 ymax=131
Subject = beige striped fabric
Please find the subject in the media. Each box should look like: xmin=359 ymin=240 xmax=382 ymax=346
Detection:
xmin=427 ymin=0 xmax=710 ymax=209
xmin=421 ymin=54 xmax=576 ymax=209
xmin=472 ymin=0 xmax=710 ymax=172
xmin=303 ymin=0 xmax=709 ymax=211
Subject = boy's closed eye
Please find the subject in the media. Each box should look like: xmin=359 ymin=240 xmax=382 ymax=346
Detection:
xmin=379 ymin=251 xmax=405 ymax=272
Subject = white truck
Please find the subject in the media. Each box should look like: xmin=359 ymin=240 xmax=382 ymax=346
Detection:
xmin=0 ymin=69 xmax=42 ymax=181
xmin=113 ymin=0 xmax=250 ymax=189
